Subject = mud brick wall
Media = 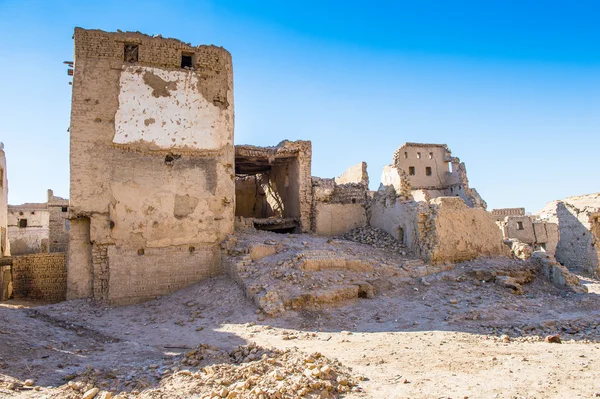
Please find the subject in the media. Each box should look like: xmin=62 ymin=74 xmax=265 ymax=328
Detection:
xmin=68 ymin=28 xmax=234 ymax=304
xmin=12 ymin=253 xmax=67 ymax=302
xmin=312 ymin=177 xmax=368 ymax=236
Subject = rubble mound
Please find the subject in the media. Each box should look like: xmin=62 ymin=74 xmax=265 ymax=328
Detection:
xmin=36 ymin=344 xmax=358 ymax=399
xmin=223 ymin=231 xmax=434 ymax=316
xmin=157 ymin=343 xmax=359 ymax=398
xmin=338 ymin=226 xmax=405 ymax=253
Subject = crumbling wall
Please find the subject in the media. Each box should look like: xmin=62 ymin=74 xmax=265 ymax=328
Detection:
xmin=12 ymin=253 xmax=67 ymax=302
xmin=501 ymin=216 xmax=535 ymax=244
xmin=419 ymin=197 xmax=508 ymax=264
xmin=312 ymin=178 xmax=368 ymax=236
xmin=0 ymin=144 xmax=8 ymax=257
xmin=532 ymin=221 xmax=559 ymax=256
xmin=68 ymin=28 xmax=234 ymax=304
xmin=491 ymin=208 xmax=525 ymax=222
xmin=312 ymin=164 xmax=369 ymax=236
xmin=335 ymin=162 xmax=368 ymax=186
xmin=47 ymin=190 xmax=69 ymax=253
xmin=7 ymin=207 xmax=50 ymax=255
xmin=369 ymin=187 xmax=422 ymax=249
xmin=538 ymin=195 xmax=600 ymax=275
xmin=371 ymin=189 xmax=507 ymax=263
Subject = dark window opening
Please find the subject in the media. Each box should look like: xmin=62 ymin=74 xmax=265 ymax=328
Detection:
xmin=408 ymin=166 xmax=415 ymax=176
xmin=417 ymin=152 xmax=421 ymax=159
xmin=425 ymin=167 xmax=432 ymax=176
xmin=62 ymin=206 xmax=68 ymax=212
xmin=352 ymin=198 xmax=356 ymax=204
xmin=428 ymin=152 xmax=433 ymax=159
xmin=31 ymin=211 xmax=35 ymax=215
xmin=19 ymin=211 xmax=23 ymax=216
xmin=516 ymin=221 xmax=524 ymax=230
xmin=124 ymin=44 xmax=139 ymax=63
xmin=181 ymin=53 xmax=193 ymax=68
xmin=404 ymin=152 xmax=408 ymax=159
xmin=137 ymin=248 xmax=145 ymax=256
xmin=19 ymin=219 xmax=28 ymax=228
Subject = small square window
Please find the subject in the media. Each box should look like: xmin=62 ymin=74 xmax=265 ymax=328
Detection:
xmin=19 ymin=219 xmax=28 ymax=228
xmin=516 ymin=221 xmax=524 ymax=230
xmin=124 ymin=44 xmax=139 ymax=63
xmin=181 ymin=52 xmax=193 ymax=68
xmin=62 ymin=206 xmax=68 ymax=212
xmin=426 ymin=167 xmax=432 ymax=176
xmin=408 ymin=166 xmax=415 ymax=176
xmin=428 ymin=152 xmax=433 ymax=159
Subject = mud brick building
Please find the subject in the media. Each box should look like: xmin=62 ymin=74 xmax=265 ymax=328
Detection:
xmin=67 ymin=28 xmax=234 ymax=304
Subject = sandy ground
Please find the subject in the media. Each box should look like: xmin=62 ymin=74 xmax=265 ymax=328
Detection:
xmin=1 ymin=234 xmax=600 ymax=398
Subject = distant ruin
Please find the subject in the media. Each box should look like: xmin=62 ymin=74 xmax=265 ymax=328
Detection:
xmin=7 ymin=190 xmax=69 ymax=256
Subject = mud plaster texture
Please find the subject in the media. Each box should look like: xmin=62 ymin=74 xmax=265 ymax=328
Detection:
xmin=68 ymin=28 xmax=234 ymax=305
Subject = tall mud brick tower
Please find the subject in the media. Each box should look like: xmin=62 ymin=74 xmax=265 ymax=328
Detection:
xmin=67 ymin=28 xmax=234 ymax=304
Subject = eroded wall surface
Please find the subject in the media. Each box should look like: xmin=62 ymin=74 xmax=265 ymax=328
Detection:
xmin=0 ymin=145 xmax=8 ymax=257
xmin=422 ymin=197 xmax=508 ymax=264
xmin=68 ymin=28 xmax=234 ymax=304
xmin=371 ymin=189 xmax=507 ymax=263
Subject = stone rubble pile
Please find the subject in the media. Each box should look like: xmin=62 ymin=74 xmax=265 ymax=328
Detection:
xmin=166 ymin=343 xmax=359 ymax=398
xmin=338 ymin=227 xmax=406 ymax=254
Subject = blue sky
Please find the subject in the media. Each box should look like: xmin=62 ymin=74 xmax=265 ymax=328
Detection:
xmin=0 ymin=0 xmax=598 ymax=212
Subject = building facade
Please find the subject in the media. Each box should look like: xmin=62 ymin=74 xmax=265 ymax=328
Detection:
xmin=67 ymin=28 xmax=234 ymax=304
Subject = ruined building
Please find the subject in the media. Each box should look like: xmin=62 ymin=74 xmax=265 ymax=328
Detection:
xmin=7 ymin=190 xmax=69 ymax=256
xmin=371 ymin=143 xmax=507 ymax=264
xmin=311 ymin=162 xmax=369 ymax=236
xmin=381 ymin=143 xmax=486 ymax=208
xmin=67 ymin=28 xmax=234 ymax=304
xmin=234 ymin=141 xmax=312 ymax=233
xmin=491 ymin=207 xmax=559 ymax=258
xmin=538 ymin=193 xmax=600 ymax=275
